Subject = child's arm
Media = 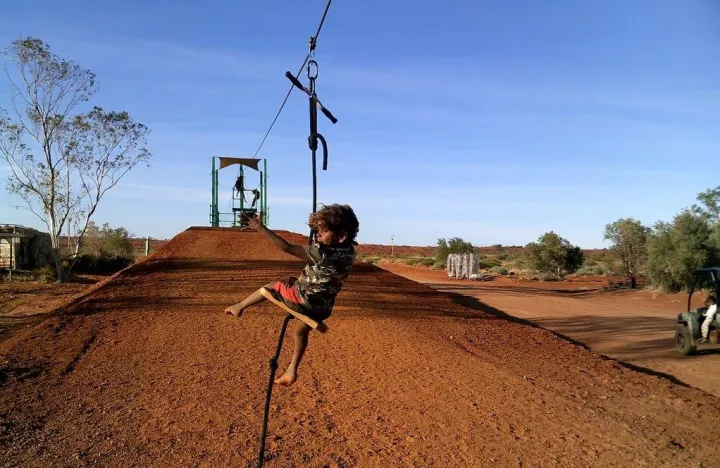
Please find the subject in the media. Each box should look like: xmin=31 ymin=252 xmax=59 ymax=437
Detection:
xmin=243 ymin=213 xmax=308 ymax=260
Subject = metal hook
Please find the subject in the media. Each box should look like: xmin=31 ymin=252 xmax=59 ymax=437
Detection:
xmin=307 ymin=60 xmax=318 ymax=81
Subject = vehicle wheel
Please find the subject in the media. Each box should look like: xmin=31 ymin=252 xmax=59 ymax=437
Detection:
xmin=675 ymin=326 xmax=697 ymax=356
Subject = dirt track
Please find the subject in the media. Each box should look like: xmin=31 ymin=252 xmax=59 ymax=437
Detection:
xmin=382 ymin=263 xmax=720 ymax=400
xmin=2 ymin=228 xmax=720 ymax=467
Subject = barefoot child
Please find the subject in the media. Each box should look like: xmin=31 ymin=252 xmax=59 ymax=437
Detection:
xmin=224 ymin=204 xmax=359 ymax=386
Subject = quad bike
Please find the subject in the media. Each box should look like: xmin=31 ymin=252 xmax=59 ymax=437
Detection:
xmin=675 ymin=268 xmax=720 ymax=356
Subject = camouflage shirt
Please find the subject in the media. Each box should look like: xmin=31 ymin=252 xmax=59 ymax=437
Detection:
xmin=295 ymin=242 xmax=356 ymax=316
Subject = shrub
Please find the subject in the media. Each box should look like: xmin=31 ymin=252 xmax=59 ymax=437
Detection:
xmin=575 ymin=265 xmax=606 ymax=276
xmin=534 ymin=272 xmax=560 ymax=281
xmin=404 ymin=257 xmax=422 ymax=265
xmin=419 ymin=258 xmax=435 ymax=267
xmin=524 ymin=231 xmax=584 ymax=278
xmin=435 ymin=237 xmax=473 ymax=264
xmin=489 ymin=266 xmax=508 ymax=276
xmin=478 ymin=256 xmax=501 ymax=269
xmin=84 ymin=221 xmax=134 ymax=258
xmin=645 ymin=212 xmax=718 ymax=292
xmin=32 ymin=264 xmax=58 ymax=282
xmin=431 ymin=261 xmax=446 ymax=269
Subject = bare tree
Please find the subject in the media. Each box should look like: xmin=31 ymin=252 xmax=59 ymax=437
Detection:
xmin=0 ymin=37 xmax=150 ymax=282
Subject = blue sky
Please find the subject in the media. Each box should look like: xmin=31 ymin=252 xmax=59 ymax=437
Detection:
xmin=1 ymin=0 xmax=718 ymax=247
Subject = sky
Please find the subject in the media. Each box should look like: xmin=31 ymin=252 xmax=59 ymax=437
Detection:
xmin=0 ymin=0 xmax=718 ymax=247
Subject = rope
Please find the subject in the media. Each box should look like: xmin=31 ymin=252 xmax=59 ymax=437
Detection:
xmin=257 ymin=313 xmax=293 ymax=468
xmin=255 ymin=2 xmax=334 ymax=465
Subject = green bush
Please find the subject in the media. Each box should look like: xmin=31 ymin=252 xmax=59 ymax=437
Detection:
xmin=435 ymin=237 xmax=473 ymax=264
xmin=419 ymin=258 xmax=435 ymax=267
xmin=32 ymin=264 xmax=58 ymax=282
xmin=405 ymin=257 xmax=421 ymax=265
xmin=645 ymin=212 xmax=718 ymax=292
xmin=83 ymin=221 xmax=134 ymax=258
xmin=575 ymin=265 xmax=606 ymax=276
xmin=534 ymin=272 xmax=560 ymax=281
xmin=524 ymin=231 xmax=584 ymax=278
xmin=490 ymin=266 xmax=508 ymax=276
xmin=431 ymin=261 xmax=446 ymax=269
xmin=478 ymin=256 xmax=501 ymax=269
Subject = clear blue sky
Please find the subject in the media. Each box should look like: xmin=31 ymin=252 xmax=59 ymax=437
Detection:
xmin=1 ymin=0 xmax=718 ymax=247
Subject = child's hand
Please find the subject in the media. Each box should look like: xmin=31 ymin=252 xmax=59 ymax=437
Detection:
xmin=242 ymin=212 xmax=263 ymax=229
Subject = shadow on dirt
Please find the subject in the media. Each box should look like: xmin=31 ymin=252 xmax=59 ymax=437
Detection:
xmin=0 ymin=315 xmax=48 ymax=344
xmin=440 ymin=290 xmax=697 ymax=389
xmin=422 ymin=282 xmax=602 ymax=297
xmin=66 ymin=275 xmax=104 ymax=285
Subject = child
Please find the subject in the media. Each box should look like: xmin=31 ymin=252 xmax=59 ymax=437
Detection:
xmin=700 ymin=295 xmax=718 ymax=343
xmin=224 ymin=204 xmax=359 ymax=386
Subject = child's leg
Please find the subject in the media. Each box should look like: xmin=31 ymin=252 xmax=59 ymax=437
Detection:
xmin=275 ymin=321 xmax=312 ymax=386
xmin=224 ymin=282 xmax=274 ymax=317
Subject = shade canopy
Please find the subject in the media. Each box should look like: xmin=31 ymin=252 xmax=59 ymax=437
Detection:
xmin=218 ymin=157 xmax=261 ymax=171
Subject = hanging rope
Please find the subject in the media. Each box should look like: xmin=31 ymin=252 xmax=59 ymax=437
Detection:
xmin=255 ymin=3 xmax=336 ymax=466
xmin=257 ymin=313 xmax=293 ymax=468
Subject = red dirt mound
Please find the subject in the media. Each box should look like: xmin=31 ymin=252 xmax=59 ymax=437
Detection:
xmin=2 ymin=227 xmax=720 ymax=466
xmin=150 ymin=227 xmax=308 ymax=261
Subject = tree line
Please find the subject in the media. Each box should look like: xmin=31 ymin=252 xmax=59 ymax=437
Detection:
xmin=435 ymin=186 xmax=720 ymax=293
xmin=605 ymin=186 xmax=720 ymax=292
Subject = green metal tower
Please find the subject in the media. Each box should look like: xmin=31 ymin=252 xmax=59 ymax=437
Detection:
xmin=210 ymin=157 xmax=268 ymax=227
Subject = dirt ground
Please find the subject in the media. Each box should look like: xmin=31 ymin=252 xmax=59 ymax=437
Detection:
xmin=0 ymin=275 xmax=104 ymax=344
xmin=382 ymin=263 xmax=720 ymax=398
xmin=2 ymin=228 xmax=720 ymax=467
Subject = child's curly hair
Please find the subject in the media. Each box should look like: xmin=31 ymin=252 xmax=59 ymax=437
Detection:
xmin=308 ymin=204 xmax=360 ymax=245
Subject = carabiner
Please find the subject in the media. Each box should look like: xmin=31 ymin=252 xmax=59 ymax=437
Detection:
xmin=307 ymin=60 xmax=319 ymax=81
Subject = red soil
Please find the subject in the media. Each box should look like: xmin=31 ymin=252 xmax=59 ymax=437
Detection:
xmin=2 ymin=228 xmax=720 ymax=466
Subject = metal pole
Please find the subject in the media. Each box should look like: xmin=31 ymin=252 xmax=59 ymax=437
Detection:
xmin=8 ymin=239 xmax=12 ymax=282
xmin=211 ymin=157 xmax=217 ymax=227
xmin=236 ymin=165 xmax=244 ymax=227
xmin=215 ymin=159 xmax=220 ymax=226
xmin=263 ymin=159 xmax=270 ymax=226
xmin=263 ymin=159 xmax=268 ymax=225
xmin=211 ymin=157 xmax=215 ymax=226
xmin=239 ymin=165 xmax=245 ymax=212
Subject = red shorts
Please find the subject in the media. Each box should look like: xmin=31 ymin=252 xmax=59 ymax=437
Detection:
xmin=271 ymin=278 xmax=305 ymax=305
xmin=267 ymin=276 xmax=329 ymax=322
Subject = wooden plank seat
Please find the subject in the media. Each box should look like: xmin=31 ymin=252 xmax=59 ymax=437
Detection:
xmin=259 ymin=287 xmax=329 ymax=333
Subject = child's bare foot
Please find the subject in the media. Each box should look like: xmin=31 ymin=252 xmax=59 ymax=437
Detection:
xmin=274 ymin=372 xmax=297 ymax=386
xmin=224 ymin=304 xmax=243 ymax=318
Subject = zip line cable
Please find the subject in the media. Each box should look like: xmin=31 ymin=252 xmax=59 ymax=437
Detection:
xmin=251 ymin=0 xmax=332 ymax=159
xmin=225 ymin=1 xmax=332 ymax=227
